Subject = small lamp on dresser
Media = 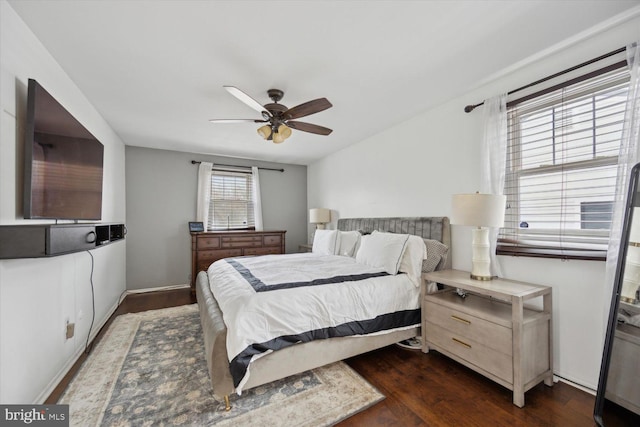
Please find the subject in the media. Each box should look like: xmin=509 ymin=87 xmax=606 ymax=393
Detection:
xmin=451 ymin=192 xmax=506 ymax=280
xmin=309 ymin=208 xmax=331 ymax=230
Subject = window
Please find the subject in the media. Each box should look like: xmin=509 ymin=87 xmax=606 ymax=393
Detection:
xmin=497 ymin=66 xmax=630 ymax=260
xmin=207 ymin=169 xmax=255 ymax=230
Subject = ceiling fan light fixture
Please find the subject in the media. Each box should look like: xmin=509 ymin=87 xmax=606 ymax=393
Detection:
xmin=272 ymin=132 xmax=286 ymax=144
xmin=257 ymin=125 xmax=272 ymax=140
xmin=278 ymin=124 xmax=292 ymax=139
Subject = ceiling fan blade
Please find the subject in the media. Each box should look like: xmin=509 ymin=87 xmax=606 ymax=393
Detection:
xmin=287 ymin=121 xmax=333 ymax=135
xmin=224 ymin=86 xmax=272 ymax=117
xmin=283 ymin=98 xmax=332 ymax=120
xmin=209 ymin=119 xmax=266 ymax=123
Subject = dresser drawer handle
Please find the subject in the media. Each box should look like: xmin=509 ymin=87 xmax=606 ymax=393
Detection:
xmin=452 ymin=337 xmax=472 ymax=349
xmin=451 ymin=315 xmax=471 ymax=325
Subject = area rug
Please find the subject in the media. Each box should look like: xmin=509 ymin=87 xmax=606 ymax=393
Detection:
xmin=60 ymin=304 xmax=384 ymax=426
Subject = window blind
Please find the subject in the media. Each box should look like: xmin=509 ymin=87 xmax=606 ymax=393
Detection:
xmin=497 ymin=67 xmax=630 ymax=259
xmin=208 ymin=169 xmax=255 ymax=230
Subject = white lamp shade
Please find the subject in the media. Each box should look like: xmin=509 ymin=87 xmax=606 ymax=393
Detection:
xmin=451 ymin=193 xmax=506 ymax=228
xmin=309 ymin=208 xmax=331 ymax=224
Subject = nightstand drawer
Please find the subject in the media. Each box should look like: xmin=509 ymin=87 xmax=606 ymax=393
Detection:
xmin=424 ymin=300 xmax=512 ymax=355
xmin=426 ymin=323 xmax=513 ymax=384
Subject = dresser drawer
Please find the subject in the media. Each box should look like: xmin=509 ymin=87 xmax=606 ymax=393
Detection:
xmin=197 ymin=248 xmax=242 ymax=262
xmin=197 ymin=261 xmax=213 ymax=273
xmin=426 ymin=323 xmax=513 ymax=383
xmin=197 ymin=236 xmax=221 ymax=249
xmin=424 ymin=300 xmax=512 ymax=355
xmin=244 ymin=247 xmax=282 ymax=256
xmin=263 ymin=234 xmax=282 ymax=246
xmin=221 ymin=236 xmax=263 ymax=248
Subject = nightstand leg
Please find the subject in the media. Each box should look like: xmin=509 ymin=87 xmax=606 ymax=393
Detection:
xmin=420 ymin=280 xmax=429 ymax=353
xmin=421 ymin=326 xmax=429 ymax=354
xmin=512 ymin=297 xmax=525 ymax=408
xmin=513 ymin=392 xmax=525 ymax=408
xmin=543 ymin=292 xmax=554 ymax=387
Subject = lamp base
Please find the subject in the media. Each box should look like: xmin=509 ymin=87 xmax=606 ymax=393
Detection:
xmin=470 ymin=227 xmax=494 ymax=281
xmin=470 ymin=273 xmax=494 ymax=281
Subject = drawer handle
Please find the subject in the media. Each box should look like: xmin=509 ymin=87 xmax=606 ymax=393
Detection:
xmin=452 ymin=337 xmax=472 ymax=349
xmin=451 ymin=315 xmax=471 ymax=325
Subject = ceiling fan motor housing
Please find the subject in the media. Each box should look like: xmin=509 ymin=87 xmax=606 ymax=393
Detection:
xmin=264 ymin=89 xmax=287 ymax=123
xmin=267 ymin=89 xmax=284 ymax=103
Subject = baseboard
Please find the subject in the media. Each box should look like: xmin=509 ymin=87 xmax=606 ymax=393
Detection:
xmin=34 ymin=298 xmax=120 ymax=404
xmin=126 ymin=284 xmax=190 ymax=294
xmin=554 ymin=375 xmax=597 ymax=396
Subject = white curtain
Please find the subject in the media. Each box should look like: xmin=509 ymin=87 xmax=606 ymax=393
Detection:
xmin=196 ymin=162 xmax=213 ymax=230
xmin=252 ymin=166 xmax=264 ymax=231
xmin=603 ymin=42 xmax=640 ymax=326
xmin=480 ymin=93 xmax=508 ymax=277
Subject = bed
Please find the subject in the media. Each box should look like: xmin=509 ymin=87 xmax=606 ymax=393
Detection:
xmin=195 ymin=216 xmax=451 ymax=409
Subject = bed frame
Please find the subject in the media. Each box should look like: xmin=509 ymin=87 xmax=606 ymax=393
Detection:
xmin=196 ymin=216 xmax=451 ymax=409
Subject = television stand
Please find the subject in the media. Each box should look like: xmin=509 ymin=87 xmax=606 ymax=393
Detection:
xmin=0 ymin=223 xmax=125 ymax=259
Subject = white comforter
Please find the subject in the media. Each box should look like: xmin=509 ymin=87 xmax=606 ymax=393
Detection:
xmin=207 ymin=252 xmax=421 ymax=393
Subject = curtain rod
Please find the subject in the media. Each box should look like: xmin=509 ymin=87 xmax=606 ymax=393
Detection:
xmin=190 ymin=160 xmax=284 ymax=172
xmin=463 ymin=46 xmax=626 ymax=113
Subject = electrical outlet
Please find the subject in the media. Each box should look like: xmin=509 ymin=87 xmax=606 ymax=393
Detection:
xmin=66 ymin=321 xmax=75 ymax=339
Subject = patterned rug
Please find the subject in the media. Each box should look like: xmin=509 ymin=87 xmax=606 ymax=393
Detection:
xmin=60 ymin=304 xmax=384 ymax=426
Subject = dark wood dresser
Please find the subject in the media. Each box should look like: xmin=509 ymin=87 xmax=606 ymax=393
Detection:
xmin=190 ymin=230 xmax=286 ymax=295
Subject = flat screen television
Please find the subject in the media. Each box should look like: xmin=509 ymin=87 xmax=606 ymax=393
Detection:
xmin=23 ymin=79 xmax=104 ymax=220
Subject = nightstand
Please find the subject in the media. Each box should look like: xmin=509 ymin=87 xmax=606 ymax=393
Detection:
xmin=298 ymin=244 xmax=312 ymax=253
xmin=422 ymin=269 xmax=553 ymax=407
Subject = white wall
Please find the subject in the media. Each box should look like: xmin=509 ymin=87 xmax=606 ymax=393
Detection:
xmin=0 ymin=0 xmax=126 ymax=403
xmin=308 ymin=11 xmax=640 ymax=390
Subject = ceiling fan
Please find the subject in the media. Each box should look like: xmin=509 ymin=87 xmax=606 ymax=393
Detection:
xmin=210 ymin=86 xmax=333 ymax=144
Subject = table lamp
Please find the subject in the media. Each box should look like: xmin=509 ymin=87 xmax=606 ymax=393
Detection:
xmin=309 ymin=208 xmax=331 ymax=230
xmin=451 ymin=193 xmax=506 ymax=280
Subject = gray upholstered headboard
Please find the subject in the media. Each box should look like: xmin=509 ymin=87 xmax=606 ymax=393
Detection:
xmin=337 ymin=217 xmax=451 ymax=270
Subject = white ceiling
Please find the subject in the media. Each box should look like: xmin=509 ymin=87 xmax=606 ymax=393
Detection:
xmin=7 ymin=0 xmax=640 ymax=165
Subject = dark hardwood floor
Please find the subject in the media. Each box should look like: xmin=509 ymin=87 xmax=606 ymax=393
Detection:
xmin=48 ymin=288 xmax=629 ymax=426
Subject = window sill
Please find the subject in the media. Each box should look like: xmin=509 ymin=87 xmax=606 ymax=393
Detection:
xmin=208 ymin=227 xmax=256 ymax=232
xmin=496 ymin=246 xmax=606 ymax=261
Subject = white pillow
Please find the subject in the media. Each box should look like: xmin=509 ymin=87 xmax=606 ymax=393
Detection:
xmin=398 ymin=235 xmax=427 ymax=287
xmin=355 ymin=231 xmax=410 ymax=274
xmin=312 ymin=229 xmax=339 ymax=255
xmin=336 ymin=231 xmax=361 ymax=257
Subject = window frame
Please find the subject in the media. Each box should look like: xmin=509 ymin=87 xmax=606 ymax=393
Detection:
xmin=497 ymin=63 xmax=629 ymax=261
xmin=207 ymin=168 xmax=256 ymax=231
